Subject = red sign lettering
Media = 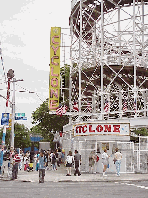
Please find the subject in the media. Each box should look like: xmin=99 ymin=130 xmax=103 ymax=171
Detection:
xmin=104 ymin=125 xmax=111 ymax=132
xmin=89 ymin=125 xmax=95 ymax=132
xmin=96 ymin=125 xmax=103 ymax=132
xmin=113 ymin=125 xmax=120 ymax=132
xmin=82 ymin=125 xmax=87 ymax=133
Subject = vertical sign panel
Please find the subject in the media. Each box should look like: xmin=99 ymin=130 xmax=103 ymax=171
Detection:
xmin=49 ymin=27 xmax=61 ymax=110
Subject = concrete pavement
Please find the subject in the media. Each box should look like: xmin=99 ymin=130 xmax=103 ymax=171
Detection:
xmin=1 ymin=161 xmax=148 ymax=182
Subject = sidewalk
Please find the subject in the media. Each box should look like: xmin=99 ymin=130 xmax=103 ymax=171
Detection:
xmin=1 ymin=162 xmax=148 ymax=183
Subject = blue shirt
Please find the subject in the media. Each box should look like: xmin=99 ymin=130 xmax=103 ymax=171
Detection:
xmin=0 ymin=151 xmax=3 ymax=166
xmin=39 ymin=156 xmax=45 ymax=169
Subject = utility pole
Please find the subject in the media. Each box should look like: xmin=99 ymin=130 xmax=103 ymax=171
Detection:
xmin=11 ymin=77 xmax=23 ymax=149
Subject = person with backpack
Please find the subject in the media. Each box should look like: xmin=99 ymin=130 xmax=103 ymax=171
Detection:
xmin=65 ymin=151 xmax=74 ymax=176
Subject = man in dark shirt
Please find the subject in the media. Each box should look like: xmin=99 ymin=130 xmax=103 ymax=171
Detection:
xmin=74 ymin=150 xmax=81 ymax=176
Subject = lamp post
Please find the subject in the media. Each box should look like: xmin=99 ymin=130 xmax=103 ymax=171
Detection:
xmin=11 ymin=77 xmax=23 ymax=149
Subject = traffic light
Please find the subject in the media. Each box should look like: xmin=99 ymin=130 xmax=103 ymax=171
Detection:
xmin=7 ymin=69 xmax=14 ymax=79
xmin=8 ymin=114 xmax=12 ymax=130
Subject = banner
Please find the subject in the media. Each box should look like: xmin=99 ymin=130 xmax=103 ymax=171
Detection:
xmin=49 ymin=27 xmax=61 ymax=110
xmin=1 ymin=113 xmax=9 ymax=125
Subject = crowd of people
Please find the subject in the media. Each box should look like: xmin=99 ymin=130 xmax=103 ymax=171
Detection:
xmin=3 ymin=146 xmax=122 ymax=182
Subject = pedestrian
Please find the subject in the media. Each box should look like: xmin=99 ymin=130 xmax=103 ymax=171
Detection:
xmin=38 ymin=151 xmax=46 ymax=183
xmin=65 ymin=151 xmax=74 ymax=176
xmin=23 ymin=153 xmax=28 ymax=171
xmin=0 ymin=147 xmax=4 ymax=175
xmin=102 ymin=148 xmax=109 ymax=176
xmin=51 ymin=151 xmax=57 ymax=171
xmin=114 ymin=148 xmax=122 ymax=176
xmin=94 ymin=151 xmax=100 ymax=173
xmin=36 ymin=152 xmax=40 ymax=171
xmin=74 ymin=150 xmax=81 ymax=176
xmin=18 ymin=149 xmax=23 ymax=171
xmin=89 ymin=151 xmax=95 ymax=173
xmin=12 ymin=152 xmax=21 ymax=180
xmin=55 ymin=150 xmax=58 ymax=169
xmin=57 ymin=148 xmax=62 ymax=167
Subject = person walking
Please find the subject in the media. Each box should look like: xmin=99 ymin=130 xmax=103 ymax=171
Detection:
xmin=57 ymin=148 xmax=62 ymax=167
xmin=18 ymin=149 xmax=23 ymax=171
xmin=65 ymin=151 xmax=74 ymax=176
xmin=89 ymin=151 xmax=95 ymax=173
xmin=12 ymin=152 xmax=21 ymax=180
xmin=102 ymin=148 xmax=109 ymax=176
xmin=74 ymin=150 xmax=81 ymax=176
xmin=51 ymin=151 xmax=57 ymax=171
xmin=114 ymin=148 xmax=122 ymax=176
xmin=38 ymin=151 xmax=45 ymax=183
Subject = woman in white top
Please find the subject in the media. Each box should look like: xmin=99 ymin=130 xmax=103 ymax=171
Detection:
xmin=65 ymin=151 xmax=74 ymax=176
xmin=102 ymin=149 xmax=109 ymax=176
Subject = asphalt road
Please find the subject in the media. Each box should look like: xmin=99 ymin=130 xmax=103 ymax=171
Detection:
xmin=0 ymin=181 xmax=148 ymax=198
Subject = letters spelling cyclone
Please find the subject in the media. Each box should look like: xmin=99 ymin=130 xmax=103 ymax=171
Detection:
xmin=49 ymin=27 xmax=61 ymax=110
xmin=74 ymin=124 xmax=129 ymax=136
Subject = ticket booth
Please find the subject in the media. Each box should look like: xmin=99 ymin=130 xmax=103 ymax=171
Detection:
xmin=63 ymin=121 xmax=134 ymax=173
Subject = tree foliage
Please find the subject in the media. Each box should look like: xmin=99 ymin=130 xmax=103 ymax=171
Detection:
xmin=14 ymin=123 xmax=31 ymax=149
xmin=31 ymin=98 xmax=69 ymax=142
xmin=0 ymin=123 xmax=31 ymax=149
xmin=133 ymin=128 xmax=148 ymax=136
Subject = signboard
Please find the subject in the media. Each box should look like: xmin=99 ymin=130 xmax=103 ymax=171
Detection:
xmin=73 ymin=123 xmax=130 ymax=136
xmin=15 ymin=113 xmax=27 ymax=120
xmin=49 ymin=27 xmax=61 ymax=110
xmin=1 ymin=113 xmax=9 ymax=125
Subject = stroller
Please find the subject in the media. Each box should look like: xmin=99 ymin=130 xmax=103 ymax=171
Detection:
xmin=26 ymin=163 xmax=33 ymax=172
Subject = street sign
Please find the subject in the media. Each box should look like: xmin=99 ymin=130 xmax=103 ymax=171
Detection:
xmin=1 ymin=113 xmax=9 ymax=125
xmin=15 ymin=113 xmax=27 ymax=120
xmin=15 ymin=113 xmax=25 ymax=117
xmin=15 ymin=117 xmax=27 ymax=120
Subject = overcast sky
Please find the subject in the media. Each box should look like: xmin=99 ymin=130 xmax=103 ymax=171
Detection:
xmin=0 ymin=0 xmax=71 ymax=129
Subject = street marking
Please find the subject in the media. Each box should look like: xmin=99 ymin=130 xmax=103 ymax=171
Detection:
xmin=116 ymin=182 xmax=148 ymax=190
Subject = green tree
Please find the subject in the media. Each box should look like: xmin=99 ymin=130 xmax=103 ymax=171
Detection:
xmin=14 ymin=123 xmax=31 ymax=149
xmin=130 ymin=128 xmax=148 ymax=143
xmin=133 ymin=128 xmax=148 ymax=136
xmin=31 ymin=98 xmax=69 ymax=148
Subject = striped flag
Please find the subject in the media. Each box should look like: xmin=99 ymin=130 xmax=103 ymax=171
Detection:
xmin=56 ymin=104 xmax=68 ymax=116
xmin=62 ymin=105 xmax=68 ymax=114
xmin=56 ymin=104 xmax=63 ymax=117
xmin=73 ymin=101 xmax=79 ymax=111
xmin=104 ymin=100 xmax=109 ymax=112
xmin=123 ymin=100 xmax=127 ymax=112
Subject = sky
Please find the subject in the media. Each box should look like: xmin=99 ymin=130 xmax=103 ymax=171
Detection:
xmin=0 ymin=0 xmax=71 ymax=129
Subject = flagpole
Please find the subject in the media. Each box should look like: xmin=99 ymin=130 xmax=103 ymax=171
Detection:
xmin=101 ymin=0 xmax=104 ymax=120
xmin=133 ymin=0 xmax=137 ymax=118
xmin=79 ymin=0 xmax=82 ymax=119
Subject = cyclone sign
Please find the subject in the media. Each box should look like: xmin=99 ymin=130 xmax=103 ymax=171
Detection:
xmin=73 ymin=123 xmax=130 ymax=136
xmin=49 ymin=27 xmax=61 ymax=110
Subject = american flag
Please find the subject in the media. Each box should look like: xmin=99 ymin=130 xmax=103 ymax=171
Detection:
xmin=62 ymin=105 xmax=68 ymax=114
xmin=56 ymin=105 xmax=68 ymax=116
xmin=123 ymin=100 xmax=127 ymax=112
xmin=104 ymin=100 xmax=109 ymax=112
xmin=73 ymin=101 xmax=79 ymax=111
xmin=133 ymin=98 xmax=136 ymax=113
